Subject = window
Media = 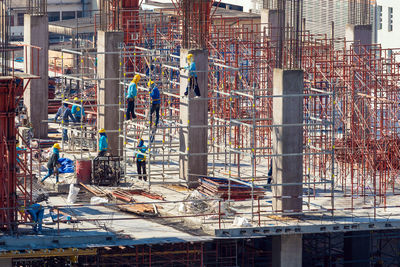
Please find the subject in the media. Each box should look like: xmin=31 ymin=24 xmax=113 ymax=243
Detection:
xmin=62 ymin=11 xmax=75 ymax=21
xmin=17 ymin=13 xmax=24 ymax=26
xmin=48 ymin=12 xmax=60 ymax=22
xmin=377 ymin=5 xmax=382 ymax=30
xmin=388 ymin=7 xmax=393 ymax=32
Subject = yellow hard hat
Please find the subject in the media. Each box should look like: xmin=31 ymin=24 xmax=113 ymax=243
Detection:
xmin=147 ymin=80 xmax=154 ymax=87
xmin=187 ymin=54 xmax=193 ymax=61
xmin=132 ymin=74 xmax=141 ymax=83
xmin=99 ymin=128 xmax=106 ymax=133
xmin=74 ymin=97 xmax=79 ymax=101
xmin=64 ymin=99 xmax=69 ymax=102
xmin=53 ymin=143 xmax=61 ymax=150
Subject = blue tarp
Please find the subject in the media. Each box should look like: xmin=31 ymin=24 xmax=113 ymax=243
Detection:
xmin=57 ymin=158 xmax=74 ymax=173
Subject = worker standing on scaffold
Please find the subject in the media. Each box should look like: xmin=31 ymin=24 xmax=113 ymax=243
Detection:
xmin=181 ymin=54 xmax=201 ymax=98
xmin=55 ymin=100 xmax=76 ymax=142
xmin=148 ymin=80 xmax=160 ymax=128
xmin=135 ymin=138 xmax=148 ymax=181
xmin=71 ymin=97 xmax=85 ymax=122
xmin=126 ymin=74 xmax=141 ymax=120
xmin=98 ymin=128 xmax=108 ymax=157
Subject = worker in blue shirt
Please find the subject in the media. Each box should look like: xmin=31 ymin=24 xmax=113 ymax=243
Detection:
xmin=126 ymin=74 xmax=141 ymax=120
xmin=98 ymin=128 xmax=108 ymax=157
xmin=135 ymin=138 xmax=147 ymax=181
xmin=41 ymin=143 xmax=60 ymax=183
xmin=148 ymin=80 xmax=161 ymax=128
xmin=55 ymin=100 xmax=76 ymax=142
xmin=71 ymin=97 xmax=85 ymax=122
xmin=181 ymin=54 xmax=201 ymax=97
xmin=26 ymin=203 xmax=44 ymax=234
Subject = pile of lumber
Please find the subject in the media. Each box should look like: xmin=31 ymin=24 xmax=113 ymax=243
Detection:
xmin=198 ymin=177 xmax=265 ymax=200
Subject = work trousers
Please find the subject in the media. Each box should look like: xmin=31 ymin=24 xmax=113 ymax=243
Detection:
xmin=42 ymin=168 xmax=59 ymax=183
xmin=136 ymin=160 xmax=147 ymax=181
xmin=185 ymin=76 xmax=201 ymax=97
xmin=27 ymin=208 xmax=44 ymax=232
xmin=150 ymin=103 xmax=160 ymax=127
xmin=62 ymin=120 xmax=70 ymax=142
xmin=126 ymin=100 xmax=136 ymax=120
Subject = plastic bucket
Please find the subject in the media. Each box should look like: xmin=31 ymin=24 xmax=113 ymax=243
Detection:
xmin=76 ymin=159 xmax=92 ymax=184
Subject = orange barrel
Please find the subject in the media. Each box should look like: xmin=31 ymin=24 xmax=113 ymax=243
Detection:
xmin=76 ymin=159 xmax=92 ymax=184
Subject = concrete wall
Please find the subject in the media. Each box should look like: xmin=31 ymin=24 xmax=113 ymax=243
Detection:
xmin=179 ymin=49 xmax=208 ymax=188
xmin=97 ymin=30 xmax=123 ymax=156
xmin=24 ymin=14 xmax=49 ymax=139
xmin=272 ymin=69 xmax=303 ymax=214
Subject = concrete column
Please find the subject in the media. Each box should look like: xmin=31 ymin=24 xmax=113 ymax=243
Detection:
xmin=272 ymin=234 xmax=302 ymax=267
xmin=345 ymin=24 xmax=372 ymax=50
xmin=0 ymin=258 xmax=12 ymax=267
xmin=345 ymin=24 xmax=372 ymax=136
xmin=97 ymin=31 xmax=124 ymax=156
xmin=24 ymin=14 xmax=48 ymax=139
xmin=260 ymin=9 xmax=280 ymax=43
xmin=272 ymin=69 xmax=303 ymax=214
xmin=344 ymin=231 xmax=370 ymax=267
xmin=179 ymin=49 xmax=208 ymax=188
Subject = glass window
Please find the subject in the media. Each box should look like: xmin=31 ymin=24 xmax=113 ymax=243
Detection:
xmin=48 ymin=12 xmax=60 ymax=22
xmin=62 ymin=11 xmax=75 ymax=21
xmin=388 ymin=7 xmax=393 ymax=32
xmin=377 ymin=5 xmax=382 ymax=30
xmin=17 ymin=13 xmax=24 ymax=26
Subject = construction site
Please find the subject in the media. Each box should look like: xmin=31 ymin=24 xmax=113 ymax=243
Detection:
xmin=1 ymin=0 xmax=400 ymax=266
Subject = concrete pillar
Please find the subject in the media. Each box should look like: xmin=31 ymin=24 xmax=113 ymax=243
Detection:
xmin=24 ymin=14 xmax=48 ymax=139
xmin=179 ymin=49 xmax=208 ymax=188
xmin=272 ymin=69 xmax=303 ymax=214
xmin=272 ymin=234 xmax=302 ymax=267
xmin=97 ymin=31 xmax=124 ymax=156
xmin=0 ymin=258 xmax=12 ymax=267
xmin=345 ymin=24 xmax=372 ymax=50
xmin=344 ymin=231 xmax=370 ymax=267
xmin=345 ymin=24 xmax=372 ymax=136
xmin=260 ymin=9 xmax=280 ymax=43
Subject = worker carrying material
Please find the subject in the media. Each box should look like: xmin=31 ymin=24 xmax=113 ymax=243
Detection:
xmin=26 ymin=203 xmax=44 ymax=234
xmin=55 ymin=100 xmax=76 ymax=142
xmin=98 ymin=128 xmax=108 ymax=157
xmin=148 ymin=80 xmax=160 ymax=128
xmin=126 ymin=74 xmax=140 ymax=120
xmin=71 ymin=97 xmax=85 ymax=122
xmin=41 ymin=143 xmax=60 ymax=183
xmin=181 ymin=54 xmax=201 ymax=97
xmin=135 ymin=138 xmax=148 ymax=181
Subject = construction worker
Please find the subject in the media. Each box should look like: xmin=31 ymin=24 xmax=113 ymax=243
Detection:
xmin=126 ymin=74 xmax=141 ymax=120
xmin=26 ymin=203 xmax=44 ymax=234
xmin=55 ymin=100 xmax=76 ymax=142
xmin=135 ymin=138 xmax=147 ymax=181
xmin=148 ymin=80 xmax=160 ymax=128
xmin=71 ymin=97 xmax=85 ymax=122
xmin=98 ymin=128 xmax=108 ymax=157
xmin=16 ymin=139 xmax=26 ymax=173
xmin=181 ymin=54 xmax=201 ymax=97
xmin=41 ymin=143 xmax=60 ymax=183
